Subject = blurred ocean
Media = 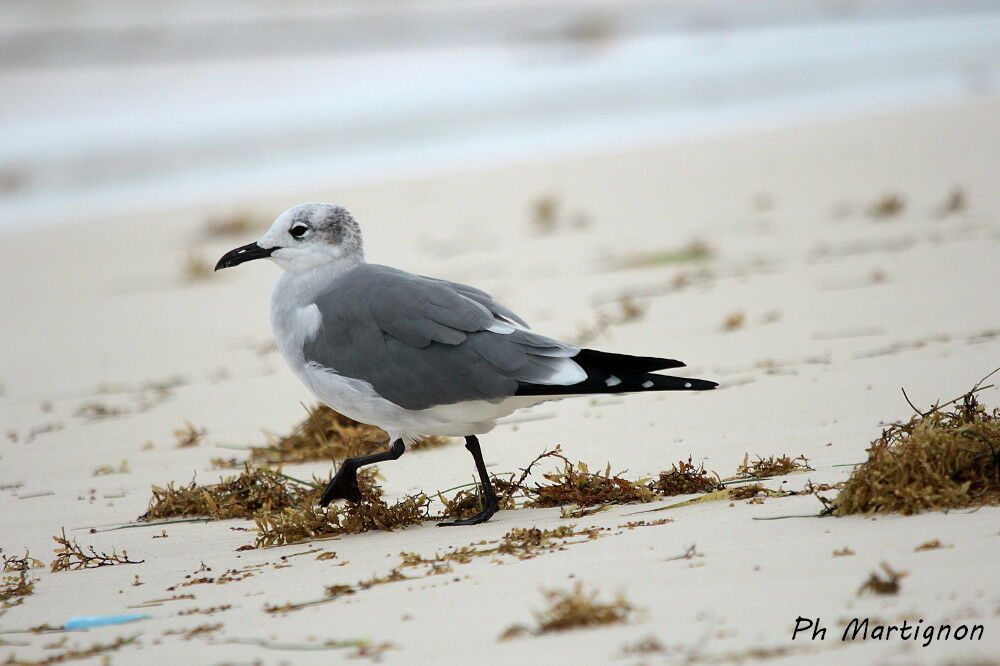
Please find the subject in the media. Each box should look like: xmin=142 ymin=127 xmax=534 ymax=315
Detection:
xmin=1 ymin=0 xmax=999 ymax=230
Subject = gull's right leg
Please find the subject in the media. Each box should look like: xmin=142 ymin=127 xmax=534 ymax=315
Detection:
xmin=318 ymin=439 xmax=405 ymax=506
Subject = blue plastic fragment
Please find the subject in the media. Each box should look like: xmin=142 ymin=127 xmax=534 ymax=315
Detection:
xmin=63 ymin=614 xmax=151 ymax=630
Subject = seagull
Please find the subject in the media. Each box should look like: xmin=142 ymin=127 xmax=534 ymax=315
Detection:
xmin=216 ymin=203 xmax=717 ymax=525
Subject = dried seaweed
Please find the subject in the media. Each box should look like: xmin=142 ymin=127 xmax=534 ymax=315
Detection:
xmin=174 ymin=423 xmax=206 ymax=448
xmin=0 ymin=572 xmax=35 ymax=606
xmin=722 ymin=311 xmax=745 ymax=331
xmin=831 ymin=380 xmax=1000 ymax=515
xmin=182 ymin=252 xmax=213 ymax=281
xmin=141 ymin=465 xmax=316 ymax=521
xmin=250 ymin=404 xmax=448 ymax=464
xmin=867 ymin=193 xmax=905 ymax=218
xmin=574 ymin=295 xmax=648 ymax=345
xmin=50 ymin=529 xmax=143 ymax=572
xmin=2 ymin=550 xmax=44 ymax=573
xmin=733 ymin=453 xmax=813 ymax=479
xmin=163 ymin=623 xmax=222 ymax=640
xmin=255 ymin=479 xmax=430 ymax=547
xmin=92 ymin=460 xmax=130 ymax=476
xmin=651 ymin=458 xmax=724 ymax=496
xmin=203 ymin=211 xmax=261 ymax=238
xmin=726 ymin=483 xmax=768 ymax=501
xmin=502 ymin=583 xmax=634 ymax=639
xmin=526 ymin=453 xmax=655 ymax=508
xmin=858 ymin=562 xmax=906 ymax=596
xmin=1 ymin=549 xmax=40 ymax=608
xmin=438 ymin=476 xmax=519 ymax=520
xmin=618 ymin=240 xmax=712 ymax=268
xmin=1 ymin=635 xmax=139 ymax=665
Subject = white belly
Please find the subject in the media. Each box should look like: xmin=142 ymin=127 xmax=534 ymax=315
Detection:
xmin=299 ymin=361 xmax=546 ymax=442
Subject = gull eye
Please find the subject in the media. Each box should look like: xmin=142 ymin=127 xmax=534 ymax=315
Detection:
xmin=289 ymin=225 xmax=309 ymax=239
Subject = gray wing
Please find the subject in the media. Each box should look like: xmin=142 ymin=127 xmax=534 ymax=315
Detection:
xmin=302 ymin=264 xmax=579 ymax=410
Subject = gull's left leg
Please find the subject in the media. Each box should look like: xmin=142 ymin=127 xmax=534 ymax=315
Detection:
xmin=318 ymin=439 xmax=405 ymax=506
xmin=438 ymin=435 xmax=500 ymax=526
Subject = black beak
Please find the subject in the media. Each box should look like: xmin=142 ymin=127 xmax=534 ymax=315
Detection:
xmin=214 ymin=243 xmax=276 ymax=271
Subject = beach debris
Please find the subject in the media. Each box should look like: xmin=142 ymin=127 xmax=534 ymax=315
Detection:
xmin=74 ymin=402 xmax=127 ymax=422
xmin=50 ymin=529 xmax=143 ymax=572
xmin=618 ymin=519 xmax=673 ymax=529
xmin=203 ymin=211 xmax=263 ymax=238
xmin=141 ymin=465 xmax=315 ymax=521
xmin=250 ymin=404 xmax=448 ymax=464
xmin=438 ymin=477 xmax=518 ymax=521
xmin=531 ymin=194 xmax=559 ymax=233
xmin=219 ymin=636 xmax=389 ymax=658
xmin=936 ymin=187 xmax=967 ymax=217
xmin=178 ymin=604 xmax=232 ymax=616
xmin=857 ymin=562 xmax=906 ymax=596
xmin=3 ymin=550 xmax=44 ymax=573
xmin=830 ymin=375 xmax=1000 ymax=515
xmin=621 ymin=635 xmax=666 ymax=656
xmin=649 ymin=458 xmax=724 ymax=496
xmin=525 ymin=455 xmax=656 ymax=508
xmin=733 ymin=453 xmax=813 ymax=480
xmin=574 ymin=294 xmax=647 ymax=345
xmin=867 ymin=193 xmax=905 ymax=219
xmin=92 ymin=460 xmax=130 ymax=476
xmin=254 ymin=478 xmax=430 ymax=547
xmin=915 ymin=539 xmax=945 ymax=552
xmin=173 ymin=423 xmax=206 ymax=448
xmin=183 ymin=252 xmax=213 ymax=281
xmin=665 ymin=544 xmax=703 ymax=562
xmin=501 ymin=583 xmax=634 ymax=639
xmin=617 ymin=240 xmax=713 ymax=269
xmin=1 ymin=635 xmax=140 ymax=664
xmin=832 ymin=547 xmax=855 ymax=557
xmin=63 ymin=614 xmax=150 ymax=630
xmin=1 ymin=571 xmax=36 ymax=608
xmin=163 ymin=622 xmax=222 ymax=640
xmin=721 ymin=311 xmax=745 ymax=331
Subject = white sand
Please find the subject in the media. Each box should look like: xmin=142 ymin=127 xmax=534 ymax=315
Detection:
xmin=2 ymin=99 xmax=999 ymax=664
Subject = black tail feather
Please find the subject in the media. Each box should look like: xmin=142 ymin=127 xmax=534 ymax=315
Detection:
xmin=516 ymin=349 xmax=717 ymax=397
xmin=574 ymin=348 xmax=686 ymax=374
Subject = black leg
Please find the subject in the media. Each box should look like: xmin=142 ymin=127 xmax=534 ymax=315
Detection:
xmin=438 ymin=435 xmax=499 ymax=526
xmin=318 ymin=439 xmax=405 ymax=506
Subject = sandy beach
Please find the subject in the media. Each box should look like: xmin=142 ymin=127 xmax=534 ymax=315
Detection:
xmin=2 ymin=97 xmax=999 ymax=664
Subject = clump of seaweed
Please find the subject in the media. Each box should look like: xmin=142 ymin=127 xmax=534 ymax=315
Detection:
xmin=574 ymin=295 xmax=648 ymax=345
xmin=831 ymin=377 xmax=1000 ymax=516
xmin=867 ymin=193 xmax=905 ymax=218
xmin=92 ymin=460 xmax=130 ymax=476
xmin=141 ymin=465 xmax=316 ymax=521
xmin=651 ymin=458 xmax=724 ymax=496
xmin=858 ymin=562 xmax=906 ymax=596
xmin=174 ymin=423 xmax=206 ymax=448
xmin=203 ymin=211 xmax=262 ymax=238
xmin=250 ymin=404 xmax=448 ymax=464
xmin=1 ymin=571 xmax=36 ymax=607
xmin=3 ymin=549 xmax=45 ymax=573
xmin=727 ymin=483 xmax=769 ymax=501
xmin=183 ymin=252 xmax=213 ymax=281
xmin=618 ymin=240 xmax=713 ymax=268
xmin=4 ymin=635 xmax=140 ymax=664
xmin=734 ymin=453 xmax=813 ymax=479
xmin=2 ymin=550 xmax=42 ymax=607
xmin=722 ymin=311 xmax=745 ymax=331
xmin=502 ymin=583 xmax=634 ymax=639
xmin=50 ymin=529 xmax=143 ymax=572
xmin=255 ymin=479 xmax=430 ymax=547
xmin=438 ymin=475 xmax=521 ymax=520
xmin=526 ymin=452 xmax=656 ymax=508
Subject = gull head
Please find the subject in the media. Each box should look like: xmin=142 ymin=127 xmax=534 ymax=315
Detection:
xmin=215 ymin=203 xmax=364 ymax=273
